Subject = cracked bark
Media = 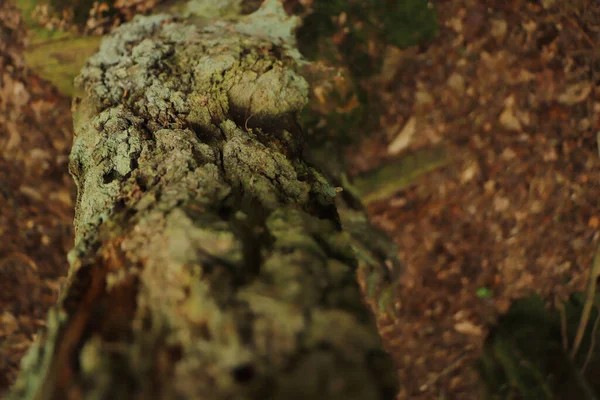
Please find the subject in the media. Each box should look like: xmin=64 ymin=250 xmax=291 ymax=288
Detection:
xmin=8 ymin=4 xmax=398 ymax=400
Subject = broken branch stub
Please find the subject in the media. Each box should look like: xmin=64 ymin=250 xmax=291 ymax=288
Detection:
xmin=9 ymin=9 xmax=397 ymax=400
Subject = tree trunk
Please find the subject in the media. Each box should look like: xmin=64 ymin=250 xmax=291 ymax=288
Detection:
xmin=8 ymin=3 xmax=398 ymax=399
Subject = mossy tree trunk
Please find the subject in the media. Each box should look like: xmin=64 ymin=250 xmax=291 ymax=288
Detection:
xmin=8 ymin=3 xmax=397 ymax=399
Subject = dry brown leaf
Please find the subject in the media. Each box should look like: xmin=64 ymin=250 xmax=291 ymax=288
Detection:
xmin=454 ymin=321 xmax=483 ymax=336
xmin=499 ymin=95 xmax=523 ymax=131
xmin=499 ymin=107 xmax=522 ymax=131
xmin=460 ymin=161 xmax=479 ymax=183
xmin=447 ymin=73 xmax=465 ymax=94
xmin=415 ymin=90 xmax=434 ymax=110
xmin=558 ymin=82 xmax=592 ymax=105
xmin=0 ymin=312 xmax=18 ymax=336
xmin=490 ymin=19 xmax=507 ymax=42
xmin=388 ymin=116 xmax=417 ymax=155
xmin=541 ymin=0 xmax=556 ymax=8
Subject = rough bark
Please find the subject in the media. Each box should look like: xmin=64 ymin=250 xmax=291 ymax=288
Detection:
xmin=8 ymin=3 xmax=398 ymax=399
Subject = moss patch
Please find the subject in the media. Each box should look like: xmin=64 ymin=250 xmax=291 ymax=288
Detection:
xmin=479 ymin=294 xmax=600 ymax=399
xmin=24 ymin=35 xmax=102 ymax=97
xmin=15 ymin=0 xmax=71 ymax=43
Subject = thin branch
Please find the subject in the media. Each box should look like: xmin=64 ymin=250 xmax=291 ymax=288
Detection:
xmin=582 ymin=309 xmax=600 ymax=374
xmin=571 ymin=242 xmax=600 ymax=358
xmin=419 ymin=353 xmax=468 ymax=393
xmin=556 ymin=296 xmax=569 ymax=351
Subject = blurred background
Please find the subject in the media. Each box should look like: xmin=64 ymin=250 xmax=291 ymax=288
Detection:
xmin=1 ymin=0 xmax=600 ymax=398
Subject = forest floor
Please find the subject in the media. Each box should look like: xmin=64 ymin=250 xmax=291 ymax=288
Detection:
xmin=1 ymin=0 xmax=600 ymax=399
xmin=345 ymin=0 xmax=600 ymax=398
xmin=0 ymin=0 xmax=75 ymax=393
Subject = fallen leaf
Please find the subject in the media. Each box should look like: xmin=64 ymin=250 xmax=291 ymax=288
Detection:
xmin=499 ymin=95 xmax=522 ymax=131
xmin=558 ymin=82 xmax=592 ymax=105
xmin=501 ymin=148 xmax=517 ymax=160
xmin=530 ymin=200 xmax=543 ymax=214
xmin=476 ymin=287 xmax=494 ymax=298
xmin=454 ymin=321 xmax=483 ymax=336
xmin=522 ymin=20 xmax=537 ymax=34
xmin=447 ymin=72 xmax=465 ymax=94
xmin=499 ymin=108 xmax=522 ymax=131
xmin=506 ymin=68 xmax=535 ymax=85
xmin=460 ymin=161 xmax=479 ymax=183
xmin=490 ymin=19 xmax=507 ymax=42
xmin=1 ymin=312 xmax=18 ymax=336
xmin=388 ymin=116 xmax=417 ymax=155
xmin=494 ymin=195 xmax=510 ymax=212
xmin=380 ymin=45 xmax=403 ymax=85
xmin=415 ymin=90 xmax=434 ymax=111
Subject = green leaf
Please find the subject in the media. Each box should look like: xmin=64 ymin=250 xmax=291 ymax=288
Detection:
xmin=476 ymin=287 xmax=494 ymax=298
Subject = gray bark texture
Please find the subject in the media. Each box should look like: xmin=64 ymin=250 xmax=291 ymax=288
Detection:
xmin=8 ymin=3 xmax=399 ymax=399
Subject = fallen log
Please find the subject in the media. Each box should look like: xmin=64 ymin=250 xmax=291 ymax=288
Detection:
xmin=8 ymin=2 xmax=398 ymax=399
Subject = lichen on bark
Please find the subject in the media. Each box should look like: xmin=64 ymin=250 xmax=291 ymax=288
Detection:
xmin=9 ymin=3 xmax=398 ymax=399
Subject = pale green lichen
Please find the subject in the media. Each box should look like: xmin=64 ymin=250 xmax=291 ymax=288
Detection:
xmin=183 ymin=0 xmax=243 ymax=19
xmin=183 ymin=0 xmax=302 ymax=52
xmin=234 ymin=0 xmax=302 ymax=60
xmin=69 ymin=106 xmax=146 ymax=239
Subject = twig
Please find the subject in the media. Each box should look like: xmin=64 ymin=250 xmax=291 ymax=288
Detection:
xmin=582 ymin=309 xmax=600 ymax=374
xmin=0 ymin=252 xmax=39 ymax=272
xmin=563 ymin=347 xmax=600 ymax=400
xmin=556 ymin=296 xmax=569 ymax=351
xmin=419 ymin=353 xmax=468 ymax=393
xmin=245 ymin=113 xmax=255 ymax=131
xmin=565 ymin=15 xmax=596 ymax=48
xmin=571 ymin=242 xmax=600 ymax=359
xmin=589 ymin=28 xmax=597 ymax=143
